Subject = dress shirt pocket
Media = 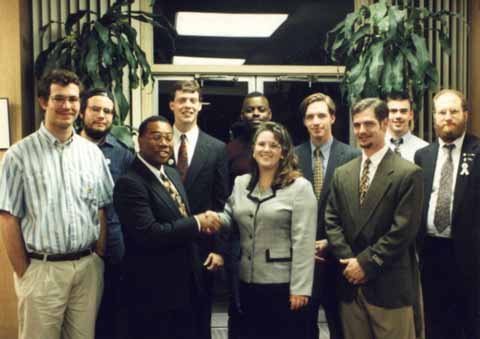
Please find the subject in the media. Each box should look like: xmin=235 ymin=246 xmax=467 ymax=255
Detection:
xmin=80 ymin=172 xmax=98 ymax=203
xmin=266 ymin=248 xmax=292 ymax=263
xmin=25 ymin=171 xmax=52 ymax=209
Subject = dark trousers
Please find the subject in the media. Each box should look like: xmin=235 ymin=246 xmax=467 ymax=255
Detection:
xmin=306 ymin=260 xmax=343 ymax=339
xmin=96 ymin=262 xmax=127 ymax=339
xmin=238 ymin=282 xmax=308 ymax=339
xmin=421 ymin=236 xmax=479 ymax=339
xmin=226 ymin=235 xmax=242 ymax=339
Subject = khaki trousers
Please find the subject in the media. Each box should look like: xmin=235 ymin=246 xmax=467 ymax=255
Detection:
xmin=340 ymin=288 xmax=415 ymax=339
xmin=13 ymin=253 xmax=104 ymax=339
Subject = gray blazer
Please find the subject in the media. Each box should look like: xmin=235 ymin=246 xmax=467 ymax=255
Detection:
xmin=220 ymin=174 xmax=317 ymax=296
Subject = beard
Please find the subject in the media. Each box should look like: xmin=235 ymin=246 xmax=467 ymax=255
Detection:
xmin=83 ymin=124 xmax=112 ymax=141
xmin=435 ymin=120 xmax=466 ymax=143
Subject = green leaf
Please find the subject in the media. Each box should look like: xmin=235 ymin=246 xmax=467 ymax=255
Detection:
xmin=85 ymin=38 xmax=99 ymax=77
xmin=65 ymin=10 xmax=90 ymax=34
xmin=94 ymin=21 xmax=109 ymax=43
xmin=110 ymin=125 xmax=135 ymax=150
xmin=391 ymin=53 xmax=405 ymax=93
xmin=366 ymin=42 xmax=384 ymax=90
xmin=438 ymin=29 xmax=452 ymax=55
xmin=114 ymin=83 xmax=129 ymax=123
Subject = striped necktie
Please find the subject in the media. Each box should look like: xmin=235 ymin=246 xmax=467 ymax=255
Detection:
xmin=390 ymin=138 xmax=403 ymax=155
xmin=313 ymin=147 xmax=324 ymax=200
xmin=359 ymin=158 xmax=371 ymax=206
xmin=159 ymin=172 xmax=188 ymax=217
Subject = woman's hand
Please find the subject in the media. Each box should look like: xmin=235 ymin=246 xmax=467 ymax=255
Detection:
xmin=289 ymin=295 xmax=309 ymax=311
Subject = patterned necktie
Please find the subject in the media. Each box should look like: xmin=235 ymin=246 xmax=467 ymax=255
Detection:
xmin=433 ymin=144 xmax=455 ymax=233
xmin=313 ymin=147 xmax=324 ymax=200
xmin=177 ymin=134 xmax=189 ymax=181
xmin=391 ymin=138 xmax=403 ymax=155
xmin=359 ymin=158 xmax=371 ymax=206
xmin=159 ymin=172 xmax=188 ymax=217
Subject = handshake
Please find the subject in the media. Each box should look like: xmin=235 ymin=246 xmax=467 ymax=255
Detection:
xmin=196 ymin=210 xmax=222 ymax=235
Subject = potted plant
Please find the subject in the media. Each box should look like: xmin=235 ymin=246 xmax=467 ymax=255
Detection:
xmin=325 ymin=0 xmax=456 ymax=112
xmin=34 ymin=0 xmax=175 ymax=147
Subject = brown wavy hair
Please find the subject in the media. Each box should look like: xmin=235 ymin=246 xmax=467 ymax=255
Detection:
xmin=248 ymin=122 xmax=302 ymax=190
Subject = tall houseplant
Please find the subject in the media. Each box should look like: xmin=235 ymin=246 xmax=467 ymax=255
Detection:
xmin=325 ymin=0 xmax=455 ymax=112
xmin=34 ymin=0 xmax=175 ymax=146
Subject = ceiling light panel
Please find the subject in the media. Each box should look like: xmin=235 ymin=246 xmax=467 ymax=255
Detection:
xmin=176 ymin=12 xmax=288 ymax=38
xmin=173 ymin=56 xmax=246 ymax=65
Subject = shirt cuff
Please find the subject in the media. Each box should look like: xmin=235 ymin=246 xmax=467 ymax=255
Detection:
xmin=193 ymin=215 xmax=201 ymax=231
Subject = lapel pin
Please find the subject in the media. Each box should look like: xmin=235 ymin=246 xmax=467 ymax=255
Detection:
xmin=460 ymin=162 xmax=470 ymax=176
xmin=167 ymin=158 xmax=175 ymax=166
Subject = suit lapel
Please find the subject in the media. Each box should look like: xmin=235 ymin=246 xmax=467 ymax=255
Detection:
xmin=184 ymin=131 xmax=208 ymax=190
xmin=320 ymin=139 xmax=341 ymax=204
xmin=353 ymin=151 xmax=394 ymax=239
xmin=133 ymin=158 xmax=184 ymax=217
xmin=424 ymin=142 xmax=439 ymax=200
xmin=297 ymin=142 xmax=313 ymax=182
xmin=453 ymin=135 xmax=479 ymax=220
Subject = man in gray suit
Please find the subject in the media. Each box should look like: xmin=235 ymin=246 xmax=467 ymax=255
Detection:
xmin=325 ymin=98 xmax=423 ymax=339
xmin=295 ymin=92 xmax=360 ymax=339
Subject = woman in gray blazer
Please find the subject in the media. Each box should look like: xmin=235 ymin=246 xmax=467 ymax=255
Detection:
xmin=219 ymin=122 xmax=317 ymax=339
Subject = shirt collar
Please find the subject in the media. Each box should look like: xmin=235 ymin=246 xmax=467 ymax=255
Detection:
xmin=173 ymin=125 xmax=199 ymax=144
xmin=386 ymin=130 xmax=412 ymax=144
xmin=438 ymin=132 xmax=466 ymax=151
xmin=137 ymin=154 xmax=166 ymax=179
xmin=100 ymin=134 xmax=117 ymax=148
xmin=362 ymin=144 xmax=389 ymax=167
xmin=39 ymin=122 xmax=76 ymax=146
xmin=310 ymin=136 xmax=333 ymax=158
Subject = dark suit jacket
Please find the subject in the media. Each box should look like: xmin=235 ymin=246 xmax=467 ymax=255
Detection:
xmin=414 ymin=134 xmax=480 ymax=296
xmin=113 ymin=157 xmax=204 ymax=311
xmin=295 ymin=138 xmax=361 ymax=240
xmin=325 ymin=150 xmax=424 ymax=308
xmin=295 ymin=139 xmax=360 ymax=301
xmin=173 ymin=130 xmax=229 ymax=260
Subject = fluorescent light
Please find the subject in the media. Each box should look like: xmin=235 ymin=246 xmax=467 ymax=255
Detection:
xmin=176 ymin=12 xmax=288 ymax=38
xmin=173 ymin=56 xmax=246 ymax=65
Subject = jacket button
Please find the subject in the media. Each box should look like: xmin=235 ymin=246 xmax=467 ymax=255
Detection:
xmin=248 ymin=256 xmax=251 ymax=260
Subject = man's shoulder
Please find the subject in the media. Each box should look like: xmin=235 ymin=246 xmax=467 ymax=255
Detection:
xmin=333 ymin=139 xmax=361 ymax=157
xmin=199 ymin=130 xmax=226 ymax=148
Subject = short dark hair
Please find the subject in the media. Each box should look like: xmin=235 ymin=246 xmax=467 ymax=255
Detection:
xmin=299 ymin=92 xmax=336 ymax=118
xmin=169 ymin=80 xmax=202 ymax=101
xmin=138 ymin=115 xmax=170 ymax=137
xmin=351 ymin=98 xmax=388 ymax=122
xmin=433 ymin=89 xmax=468 ymax=112
xmin=80 ymin=88 xmax=116 ymax=115
xmin=37 ymin=69 xmax=83 ymax=100
xmin=386 ymin=92 xmax=413 ymax=109
xmin=241 ymin=92 xmax=271 ymax=113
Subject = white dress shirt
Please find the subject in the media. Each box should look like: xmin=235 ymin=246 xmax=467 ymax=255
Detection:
xmin=360 ymin=144 xmax=389 ymax=187
xmin=173 ymin=125 xmax=199 ymax=165
xmin=385 ymin=130 xmax=429 ymax=163
xmin=426 ymin=133 xmax=465 ymax=238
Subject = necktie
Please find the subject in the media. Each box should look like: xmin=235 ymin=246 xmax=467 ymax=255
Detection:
xmin=359 ymin=158 xmax=371 ymax=206
xmin=313 ymin=147 xmax=324 ymax=200
xmin=159 ymin=172 xmax=188 ymax=217
xmin=177 ymin=134 xmax=189 ymax=181
xmin=433 ymin=144 xmax=455 ymax=233
xmin=391 ymin=138 xmax=403 ymax=155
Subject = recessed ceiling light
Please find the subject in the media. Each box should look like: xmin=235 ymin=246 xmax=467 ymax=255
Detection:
xmin=176 ymin=12 xmax=288 ymax=38
xmin=173 ymin=56 xmax=246 ymax=65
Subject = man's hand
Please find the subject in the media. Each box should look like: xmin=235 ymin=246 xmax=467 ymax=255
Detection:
xmin=314 ymin=239 xmax=329 ymax=263
xmin=340 ymin=258 xmax=367 ymax=285
xmin=203 ymin=253 xmax=224 ymax=271
xmin=196 ymin=211 xmax=221 ymax=234
xmin=290 ymin=295 xmax=309 ymax=311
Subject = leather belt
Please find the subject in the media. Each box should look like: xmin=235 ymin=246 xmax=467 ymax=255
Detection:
xmin=28 ymin=248 xmax=93 ymax=261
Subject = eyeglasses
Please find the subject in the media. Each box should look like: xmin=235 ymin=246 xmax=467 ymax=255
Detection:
xmin=87 ymin=106 xmax=114 ymax=115
xmin=50 ymin=95 xmax=80 ymax=105
xmin=148 ymin=133 xmax=173 ymax=143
